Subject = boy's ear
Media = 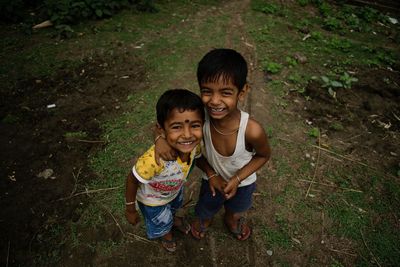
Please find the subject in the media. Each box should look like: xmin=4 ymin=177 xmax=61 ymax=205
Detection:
xmin=238 ymin=84 xmax=250 ymax=102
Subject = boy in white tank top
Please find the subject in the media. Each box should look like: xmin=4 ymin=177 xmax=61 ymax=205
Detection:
xmin=155 ymin=49 xmax=271 ymax=241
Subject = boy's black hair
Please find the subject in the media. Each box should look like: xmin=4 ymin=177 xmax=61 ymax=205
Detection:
xmin=197 ymin=48 xmax=248 ymax=91
xmin=156 ymin=89 xmax=205 ymax=128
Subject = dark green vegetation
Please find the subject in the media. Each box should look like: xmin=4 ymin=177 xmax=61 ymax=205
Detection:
xmin=0 ymin=0 xmax=399 ymax=266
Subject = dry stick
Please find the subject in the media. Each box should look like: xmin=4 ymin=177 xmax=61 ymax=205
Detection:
xmin=305 ymin=131 xmax=321 ymax=198
xmin=6 ymin=240 xmax=10 ymax=267
xmin=311 ymin=145 xmax=369 ymax=168
xmin=298 ymin=179 xmax=363 ymax=193
xmin=102 ymin=205 xmax=155 ymax=244
xmin=126 ymin=232 xmax=157 ymax=244
xmin=102 ymin=205 xmax=126 ymax=238
xmin=77 ymin=139 xmax=107 ymax=143
xmin=360 ymin=229 xmax=382 ymax=267
xmin=328 ymin=247 xmax=357 ymax=257
xmin=70 ymin=167 xmax=82 ymax=197
xmin=57 ymin=186 xmax=121 ymax=201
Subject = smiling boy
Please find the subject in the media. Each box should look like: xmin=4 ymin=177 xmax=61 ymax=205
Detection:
xmin=125 ymin=89 xmax=204 ymax=252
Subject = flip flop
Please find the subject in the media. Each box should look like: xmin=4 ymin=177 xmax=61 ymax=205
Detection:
xmin=190 ymin=219 xmax=208 ymax=240
xmin=173 ymin=216 xmax=191 ymax=234
xmin=225 ymin=217 xmax=252 ymax=241
xmin=161 ymin=237 xmax=177 ymax=252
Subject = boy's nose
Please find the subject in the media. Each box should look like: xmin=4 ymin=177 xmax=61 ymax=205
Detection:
xmin=183 ymin=126 xmax=192 ymax=138
xmin=210 ymin=94 xmax=221 ymax=105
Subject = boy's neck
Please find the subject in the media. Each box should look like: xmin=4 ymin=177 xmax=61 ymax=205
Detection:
xmin=210 ymin=109 xmax=241 ymax=127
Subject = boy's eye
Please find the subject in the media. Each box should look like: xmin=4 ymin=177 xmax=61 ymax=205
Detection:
xmin=192 ymin=123 xmax=201 ymax=128
xmin=200 ymin=89 xmax=211 ymax=95
xmin=222 ymin=91 xmax=233 ymax=96
xmin=171 ymin=125 xmax=182 ymax=130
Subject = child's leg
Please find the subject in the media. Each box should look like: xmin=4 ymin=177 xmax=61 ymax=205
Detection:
xmin=169 ymin=188 xmax=191 ymax=234
xmin=137 ymin=201 xmax=177 ymax=251
xmin=192 ymin=179 xmax=225 ymax=239
xmin=223 ymin=183 xmax=256 ymax=241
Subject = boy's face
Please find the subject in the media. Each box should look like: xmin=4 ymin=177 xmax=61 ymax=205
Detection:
xmin=199 ymin=76 xmax=247 ymax=120
xmin=161 ymin=108 xmax=203 ymax=155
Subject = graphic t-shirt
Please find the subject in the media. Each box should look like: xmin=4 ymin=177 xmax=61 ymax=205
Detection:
xmin=132 ymin=145 xmax=201 ymax=206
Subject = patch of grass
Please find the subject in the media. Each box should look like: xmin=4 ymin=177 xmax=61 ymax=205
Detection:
xmin=262 ymin=225 xmax=292 ymax=249
xmin=64 ymin=131 xmax=88 ymax=139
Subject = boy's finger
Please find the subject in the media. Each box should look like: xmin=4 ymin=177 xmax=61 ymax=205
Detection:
xmin=209 ymin=184 xmax=216 ymax=197
xmin=155 ymin=153 xmax=161 ymax=165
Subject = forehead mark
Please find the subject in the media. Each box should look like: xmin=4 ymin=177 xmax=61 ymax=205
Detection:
xmin=185 ymin=119 xmax=190 ymax=123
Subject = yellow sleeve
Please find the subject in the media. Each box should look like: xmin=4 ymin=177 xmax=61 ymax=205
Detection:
xmin=133 ymin=146 xmax=163 ymax=183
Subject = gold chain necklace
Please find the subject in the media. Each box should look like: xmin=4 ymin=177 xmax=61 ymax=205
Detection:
xmin=210 ymin=120 xmax=239 ymax=136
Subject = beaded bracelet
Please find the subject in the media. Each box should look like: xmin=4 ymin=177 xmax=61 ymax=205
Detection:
xmin=125 ymin=201 xmax=135 ymax=206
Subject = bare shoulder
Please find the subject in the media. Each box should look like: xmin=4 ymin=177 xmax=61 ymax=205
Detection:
xmin=244 ymin=117 xmax=270 ymax=156
xmin=245 ymin=117 xmax=266 ymax=140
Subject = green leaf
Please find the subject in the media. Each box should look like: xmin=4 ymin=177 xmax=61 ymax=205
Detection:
xmin=321 ymin=76 xmax=330 ymax=83
xmin=95 ymin=9 xmax=103 ymax=17
xmin=331 ymin=81 xmax=343 ymax=87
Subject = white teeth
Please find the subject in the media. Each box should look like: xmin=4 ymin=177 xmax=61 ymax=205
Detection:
xmin=211 ymin=108 xmax=224 ymax=112
xmin=180 ymin=141 xmax=193 ymax=145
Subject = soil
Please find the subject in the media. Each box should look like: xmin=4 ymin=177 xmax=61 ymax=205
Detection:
xmin=291 ymin=67 xmax=400 ymax=174
xmin=0 ymin=50 xmax=147 ymax=265
xmin=1 ymin=0 xmax=399 ymax=266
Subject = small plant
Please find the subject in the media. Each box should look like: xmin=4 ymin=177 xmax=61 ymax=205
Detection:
xmin=330 ymin=122 xmax=344 ymax=131
xmin=308 ymin=127 xmax=320 ymax=138
xmin=320 ymin=75 xmax=342 ymax=98
xmin=339 ymin=72 xmax=358 ymax=89
xmin=260 ymin=3 xmax=279 ymax=14
xmin=323 ymin=16 xmax=342 ymax=31
xmin=286 ymin=56 xmax=298 ymax=67
xmin=297 ymin=0 xmax=310 ymax=7
xmin=263 ymin=61 xmax=283 ymax=74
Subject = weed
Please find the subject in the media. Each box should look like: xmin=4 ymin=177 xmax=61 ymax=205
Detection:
xmin=308 ymin=127 xmax=320 ymax=138
xmin=263 ymin=61 xmax=283 ymax=74
xmin=297 ymin=0 xmax=310 ymax=7
xmin=286 ymin=56 xmax=298 ymax=67
xmin=339 ymin=72 xmax=358 ymax=89
xmin=330 ymin=122 xmax=344 ymax=131
xmin=64 ymin=131 xmax=88 ymax=139
xmin=323 ymin=16 xmax=342 ymax=31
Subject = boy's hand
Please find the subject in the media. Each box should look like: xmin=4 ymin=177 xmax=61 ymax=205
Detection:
xmin=154 ymin=137 xmax=177 ymax=165
xmin=125 ymin=208 xmax=140 ymax=225
xmin=209 ymin=175 xmax=227 ymax=197
xmin=223 ymin=178 xmax=240 ymax=200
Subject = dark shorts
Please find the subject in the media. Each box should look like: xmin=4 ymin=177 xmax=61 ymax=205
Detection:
xmin=194 ymin=179 xmax=256 ymax=220
xmin=137 ymin=188 xmax=184 ymax=239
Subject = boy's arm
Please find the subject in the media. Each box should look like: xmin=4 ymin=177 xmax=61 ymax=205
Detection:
xmin=224 ymin=119 xmax=271 ymax=199
xmin=154 ymin=126 xmax=177 ymax=165
xmin=125 ymin=172 xmax=141 ymax=225
xmin=196 ymin=155 xmax=227 ymax=196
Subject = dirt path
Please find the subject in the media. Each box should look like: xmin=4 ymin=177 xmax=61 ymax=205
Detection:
xmin=2 ymin=0 xmax=399 ymax=266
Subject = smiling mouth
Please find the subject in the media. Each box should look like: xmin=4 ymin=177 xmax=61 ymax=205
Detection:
xmin=210 ymin=107 xmax=225 ymax=112
xmin=178 ymin=141 xmax=195 ymax=145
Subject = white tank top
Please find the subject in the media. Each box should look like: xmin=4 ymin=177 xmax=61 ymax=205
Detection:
xmin=202 ymin=110 xmax=256 ymax=187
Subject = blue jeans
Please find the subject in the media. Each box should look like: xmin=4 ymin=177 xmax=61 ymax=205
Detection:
xmin=137 ymin=188 xmax=184 ymax=239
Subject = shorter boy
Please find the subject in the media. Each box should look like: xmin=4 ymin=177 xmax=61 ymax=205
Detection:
xmin=125 ymin=89 xmax=204 ymax=252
